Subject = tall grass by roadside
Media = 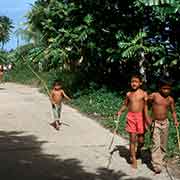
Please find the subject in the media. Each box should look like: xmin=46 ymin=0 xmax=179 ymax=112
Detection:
xmin=71 ymin=87 xmax=128 ymax=138
xmin=4 ymin=63 xmax=58 ymax=93
xmin=4 ymin=64 xmax=39 ymax=85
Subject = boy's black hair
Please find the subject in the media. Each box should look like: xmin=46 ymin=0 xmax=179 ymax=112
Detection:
xmin=131 ymin=74 xmax=143 ymax=82
xmin=158 ymin=77 xmax=173 ymax=88
xmin=52 ymin=80 xmax=62 ymax=87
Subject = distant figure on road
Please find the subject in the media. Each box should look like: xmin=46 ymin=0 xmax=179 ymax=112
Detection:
xmin=49 ymin=80 xmax=71 ymax=130
xmin=0 ymin=64 xmax=4 ymax=83
xmin=117 ymin=74 xmax=150 ymax=169
xmin=8 ymin=64 xmax=13 ymax=71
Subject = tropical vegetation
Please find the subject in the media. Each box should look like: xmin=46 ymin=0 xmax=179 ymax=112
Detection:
xmin=3 ymin=0 xmax=180 ymax=155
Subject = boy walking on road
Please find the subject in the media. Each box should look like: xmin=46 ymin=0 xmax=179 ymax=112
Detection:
xmin=117 ymin=74 xmax=149 ymax=168
xmin=149 ymin=78 xmax=179 ymax=174
xmin=49 ymin=80 xmax=71 ymax=130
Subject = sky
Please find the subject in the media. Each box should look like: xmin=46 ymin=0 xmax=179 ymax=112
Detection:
xmin=0 ymin=0 xmax=36 ymax=51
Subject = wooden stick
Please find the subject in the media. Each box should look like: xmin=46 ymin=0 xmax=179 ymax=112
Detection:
xmin=176 ymin=126 xmax=180 ymax=151
xmin=20 ymin=55 xmax=57 ymax=124
xmin=21 ymin=55 xmax=50 ymax=96
xmin=106 ymin=153 xmax=113 ymax=169
xmin=108 ymin=115 xmax=120 ymax=150
xmin=165 ymin=164 xmax=175 ymax=180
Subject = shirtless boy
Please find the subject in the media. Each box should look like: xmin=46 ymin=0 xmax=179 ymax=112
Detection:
xmin=49 ymin=80 xmax=71 ymax=130
xmin=117 ymin=75 xmax=148 ymax=168
xmin=149 ymin=78 xmax=179 ymax=173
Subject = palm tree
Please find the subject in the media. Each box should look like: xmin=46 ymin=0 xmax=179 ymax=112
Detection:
xmin=0 ymin=16 xmax=13 ymax=49
xmin=15 ymin=27 xmax=44 ymax=46
xmin=25 ymin=1 xmax=49 ymax=45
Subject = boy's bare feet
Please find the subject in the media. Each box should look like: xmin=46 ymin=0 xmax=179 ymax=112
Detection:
xmin=57 ymin=120 xmax=62 ymax=126
xmin=131 ymin=158 xmax=137 ymax=169
xmin=136 ymin=149 xmax=141 ymax=159
xmin=50 ymin=121 xmax=60 ymax=130
xmin=153 ymin=167 xmax=161 ymax=174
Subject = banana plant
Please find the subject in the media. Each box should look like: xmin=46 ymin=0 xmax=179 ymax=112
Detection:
xmin=118 ymin=31 xmax=164 ymax=81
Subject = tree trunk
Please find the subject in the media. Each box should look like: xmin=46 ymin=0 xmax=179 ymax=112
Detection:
xmin=139 ymin=51 xmax=147 ymax=82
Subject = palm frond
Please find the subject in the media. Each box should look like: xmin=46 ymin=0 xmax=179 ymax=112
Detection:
xmin=122 ymin=45 xmax=142 ymax=58
xmin=131 ymin=31 xmax=146 ymax=44
xmin=153 ymin=57 xmax=166 ymax=66
xmin=118 ymin=42 xmax=132 ymax=49
xmin=142 ymin=0 xmax=177 ymax=6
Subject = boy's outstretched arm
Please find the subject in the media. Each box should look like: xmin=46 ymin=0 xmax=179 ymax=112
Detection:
xmin=117 ymin=93 xmax=128 ymax=116
xmin=49 ymin=91 xmax=54 ymax=103
xmin=62 ymin=90 xmax=71 ymax=101
xmin=170 ymin=97 xmax=179 ymax=127
xmin=148 ymin=93 xmax=154 ymax=103
xmin=49 ymin=91 xmax=56 ymax=107
xmin=144 ymin=92 xmax=152 ymax=127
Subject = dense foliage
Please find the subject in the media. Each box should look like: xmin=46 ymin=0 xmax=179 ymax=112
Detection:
xmin=10 ymin=0 xmax=178 ymax=94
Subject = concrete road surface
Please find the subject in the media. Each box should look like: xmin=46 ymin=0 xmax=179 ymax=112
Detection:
xmin=0 ymin=83 xmax=178 ymax=180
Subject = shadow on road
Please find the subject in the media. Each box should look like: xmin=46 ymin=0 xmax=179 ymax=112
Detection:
xmin=0 ymin=131 xmax=152 ymax=180
xmin=110 ymin=145 xmax=152 ymax=171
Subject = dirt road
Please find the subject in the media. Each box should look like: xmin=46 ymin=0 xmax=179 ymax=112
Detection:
xmin=0 ymin=83 xmax=178 ymax=180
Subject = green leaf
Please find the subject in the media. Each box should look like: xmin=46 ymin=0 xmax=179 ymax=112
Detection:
xmin=83 ymin=14 xmax=93 ymax=25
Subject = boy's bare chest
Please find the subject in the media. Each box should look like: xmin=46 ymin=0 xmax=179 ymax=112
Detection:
xmin=154 ymin=95 xmax=170 ymax=107
xmin=128 ymin=92 xmax=144 ymax=102
xmin=53 ymin=91 xmax=63 ymax=97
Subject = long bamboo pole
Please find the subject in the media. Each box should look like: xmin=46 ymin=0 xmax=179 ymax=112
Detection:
xmin=20 ymin=55 xmax=50 ymax=96
xmin=176 ymin=126 xmax=180 ymax=151
xmin=107 ymin=116 xmax=120 ymax=168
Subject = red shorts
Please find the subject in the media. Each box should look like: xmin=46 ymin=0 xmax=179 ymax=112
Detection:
xmin=125 ymin=112 xmax=144 ymax=134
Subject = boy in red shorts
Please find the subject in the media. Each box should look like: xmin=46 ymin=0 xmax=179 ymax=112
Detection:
xmin=117 ymin=74 xmax=149 ymax=168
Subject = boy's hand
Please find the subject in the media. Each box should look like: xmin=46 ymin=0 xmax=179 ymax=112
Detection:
xmin=175 ymin=121 xmax=179 ymax=127
xmin=116 ymin=111 xmax=121 ymax=116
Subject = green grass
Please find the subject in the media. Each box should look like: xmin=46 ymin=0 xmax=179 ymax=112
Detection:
xmin=71 ymin=87 xmax=128 ymax=137
xmin=4 ymin=64 xmax=41 ymax=86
